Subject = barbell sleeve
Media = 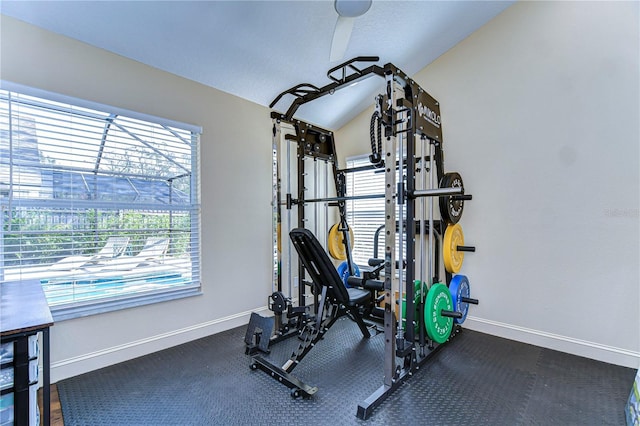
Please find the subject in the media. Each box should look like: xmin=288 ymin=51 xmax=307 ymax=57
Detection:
xmin=440 ymin=309 xmax=463 ymax=319
xmin=461 ymin=297 xmax=479 ymax=305
xmin=412 ymin=187 xmax=463 ymax=198
xmin=452 ymin=194 xmax=473 ymax=201
xmin=456 ymin=245 xmax=476 ymax=252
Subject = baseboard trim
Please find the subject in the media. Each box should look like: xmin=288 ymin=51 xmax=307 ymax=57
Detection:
xmin=465 ymin=316 xmax=640 ymax=369
xmin=51 ymin=306 xmax=270 ymax=383
xmin=51 ymin=310 xmax=639 ymax=383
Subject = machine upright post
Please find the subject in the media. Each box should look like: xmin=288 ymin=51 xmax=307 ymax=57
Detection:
xmin=383 ymin=73 xmax=398 ymax=389
xmin=404 ymin=105 xmax=416 ymax=345
xmin=271 ymin=120 xmax=281 ymax=295
xmin=419 ymin=136 xmax=427 ymax=350
xmin=428 ymin=141 xmax=435 ymax=292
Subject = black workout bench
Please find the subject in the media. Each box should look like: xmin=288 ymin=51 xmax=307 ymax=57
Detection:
xmin=250 ymin=228 xmax=372 ymax=398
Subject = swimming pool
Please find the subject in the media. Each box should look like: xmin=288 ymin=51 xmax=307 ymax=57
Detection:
xmin=41 ymin=272 xmax=190 ymax=305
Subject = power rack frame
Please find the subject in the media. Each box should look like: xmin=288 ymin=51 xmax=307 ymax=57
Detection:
xmin=262 ymin=56 xmax=476 ymax=420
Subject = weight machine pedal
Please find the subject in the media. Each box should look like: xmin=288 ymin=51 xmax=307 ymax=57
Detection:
xmin=244 ymin=312 xmax=275 ymax=355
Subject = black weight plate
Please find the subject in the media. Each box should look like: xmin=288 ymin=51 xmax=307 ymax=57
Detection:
xmin=439 ymin=172 xmax=464 ymax=225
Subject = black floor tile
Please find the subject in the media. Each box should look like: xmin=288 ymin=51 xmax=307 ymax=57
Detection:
xmin=57 ymin=318 xmax=635 ymax=425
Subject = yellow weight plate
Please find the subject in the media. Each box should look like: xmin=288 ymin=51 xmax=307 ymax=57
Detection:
xmin=443 ymin=223 xmax=464 ymax=273
xmin=327 ymin=223 xmax=354 ymax=260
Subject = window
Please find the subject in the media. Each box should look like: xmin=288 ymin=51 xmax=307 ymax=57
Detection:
xmin=345 ymin=156 xmax=387 ymax=266
xmin=0 ymin=83 xmax=201 ymax=319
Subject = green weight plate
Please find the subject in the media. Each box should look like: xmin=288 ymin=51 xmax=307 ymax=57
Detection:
xmin=424 ymin=283 xmax=453 ymax=344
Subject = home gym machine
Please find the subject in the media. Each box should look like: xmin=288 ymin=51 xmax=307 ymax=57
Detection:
xmin=247 ymin=56 xmax=479 ymax=420
xmin=244 ymin=102 xmax=343 ymax=355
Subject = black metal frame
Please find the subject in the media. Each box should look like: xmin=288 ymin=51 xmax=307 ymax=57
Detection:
xmin=258 ymin=56 xmax=477 ymax=419
xmin=251 ymin=228 xmax=372 ymax=397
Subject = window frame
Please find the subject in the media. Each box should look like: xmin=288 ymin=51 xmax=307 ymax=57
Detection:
xmin=0 ymin=81 xmax=203 ymax=320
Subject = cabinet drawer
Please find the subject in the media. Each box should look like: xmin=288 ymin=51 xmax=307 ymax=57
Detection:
xmin=0 ymin=343 xmax=12 ymax=365
xmin=0 ymin=367 xmax=12 ymax=392
xmin=0 ymin=336 xmax=39 ymax=365
xmin=0 ymin=386 xmax=39 ymax=426
xmin=0 ymin=392 xmax=13 ymax=425
xmin=0 ymin=360 xmax=39 ymax=391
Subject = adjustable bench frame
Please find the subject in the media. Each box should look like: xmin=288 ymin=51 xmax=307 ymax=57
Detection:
xmin=251 ymin=228 xmax=371 ymax=398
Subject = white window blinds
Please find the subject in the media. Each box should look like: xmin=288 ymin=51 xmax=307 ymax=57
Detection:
xmin=0 ymin=85 xmax=201 ymax=317
xmin=345 ymin=156 xmax=387 ymax=266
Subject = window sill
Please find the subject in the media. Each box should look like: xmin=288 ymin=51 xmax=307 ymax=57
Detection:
xmin=50 ymin=285 xmax=202 ymax=322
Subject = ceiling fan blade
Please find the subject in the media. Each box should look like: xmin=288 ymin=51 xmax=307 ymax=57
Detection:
xmin=330 ymin=16 xmax=355 ymax=62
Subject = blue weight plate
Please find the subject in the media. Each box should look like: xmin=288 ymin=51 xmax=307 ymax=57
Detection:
xmin=337 ymin=261 xmax=360 ymax=287
xmin=449 ymin=274 xmax=470 ymax=324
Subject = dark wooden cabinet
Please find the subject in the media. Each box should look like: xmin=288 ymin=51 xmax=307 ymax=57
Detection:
xmin=1 ymin=280 xmax=53 ymax=426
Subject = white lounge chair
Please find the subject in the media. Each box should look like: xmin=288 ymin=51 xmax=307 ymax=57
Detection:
xmin=50 ymin=237 xmax=130 ymax=271
xmin=97 ymin=237 xmax=169 ymax=271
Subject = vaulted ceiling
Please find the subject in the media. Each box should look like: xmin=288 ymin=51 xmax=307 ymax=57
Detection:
xmin=2 ymin=1 xmax=514 ymax=129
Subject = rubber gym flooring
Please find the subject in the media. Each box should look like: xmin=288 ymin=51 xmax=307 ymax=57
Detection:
xmin=57 ymin=317 xmax=634 ymax=425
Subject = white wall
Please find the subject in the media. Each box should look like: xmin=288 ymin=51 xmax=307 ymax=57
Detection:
xmin=337 ymin=1 xmax=640 ymax=368
xmin=2 ymin=0 xmax=638 ymax=381
xmin=1 ymin=16 xmax=274 ymax=381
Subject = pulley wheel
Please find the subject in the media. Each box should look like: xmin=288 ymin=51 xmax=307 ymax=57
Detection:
xmin=270 ymin=291 xmax=288 ymax=314
xmin=424 ymin=283 xmax=454 ymax=344
xmin=439 ymin=172 xmax=464 ymax=224
xmin=443 ymin=223 xmax=465 ymax=273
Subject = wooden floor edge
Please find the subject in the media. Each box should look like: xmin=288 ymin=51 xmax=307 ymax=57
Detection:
xmin=37 ymin=384 xmax=64 ymax=426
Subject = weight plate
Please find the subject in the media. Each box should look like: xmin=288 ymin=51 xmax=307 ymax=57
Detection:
xmin=439 ymin=172 xmax=464 ymax=225
xmin=443 ymin=223 xmax=465 ymax=273
xmin=449 ymin=275 xmax=470 ymax=324
xmin=337 ymin=261 xmax=360 ymax=288
xmin=424 ymin=283 xmax=453 ymax=344
xmin=327 ymin=223 xmax=354 ymax=260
